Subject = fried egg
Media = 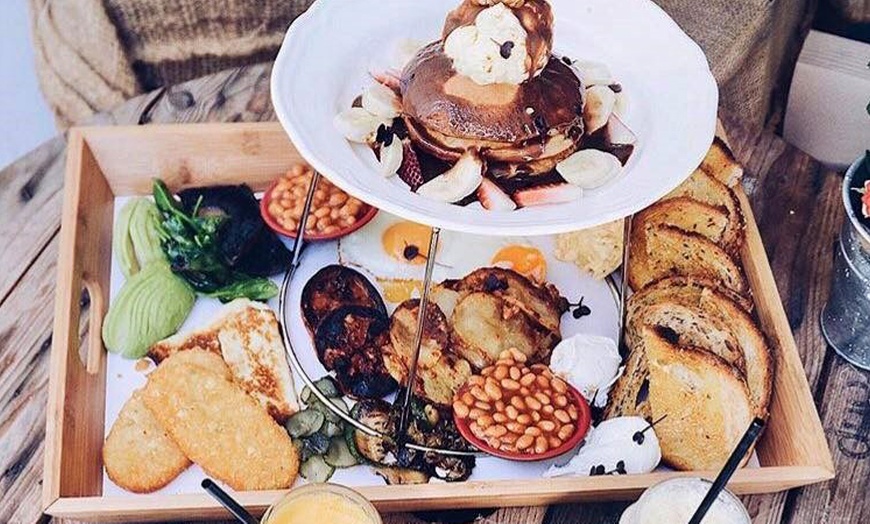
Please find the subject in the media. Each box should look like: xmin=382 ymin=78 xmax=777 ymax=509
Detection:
xmin=338 ymin=212 xmax=550 ymax=303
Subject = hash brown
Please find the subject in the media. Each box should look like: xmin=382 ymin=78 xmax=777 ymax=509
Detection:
xmin=103 ymin=390 xmax=190 ymax=493
xmin=141 ymin=350 xmax=299 ymax=491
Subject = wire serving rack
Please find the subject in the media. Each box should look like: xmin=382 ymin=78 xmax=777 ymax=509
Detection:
xmin=277 ymin=171 xmax=631 ymax=457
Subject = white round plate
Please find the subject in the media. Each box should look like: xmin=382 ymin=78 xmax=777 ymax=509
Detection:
xmin=271 ymin=0 xmax=718 ymax=236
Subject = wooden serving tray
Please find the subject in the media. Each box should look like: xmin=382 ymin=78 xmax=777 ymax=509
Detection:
xmin=43 ymin=123 xmax=834 ymax=522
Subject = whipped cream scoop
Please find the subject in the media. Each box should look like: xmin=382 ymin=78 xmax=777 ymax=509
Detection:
xmin=444 ymin=3 xmax=530 ymax=85
xmin=544 ymin=416 xmax=662 ymax=478
xmin=549 ymin=333 xmax=622 ymax=407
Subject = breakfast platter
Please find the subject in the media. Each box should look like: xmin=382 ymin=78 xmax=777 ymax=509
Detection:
xmin=42 ymin=0 xmax=833 ymax=522
xmin=43 ymin=122 xmax=833 ymax=522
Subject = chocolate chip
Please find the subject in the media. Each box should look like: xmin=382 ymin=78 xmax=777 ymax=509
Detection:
xmin=570 ymin=297 xmax=592 ymax=319
xmin=533 ymin=114 xmax=548 ymax=134
xmin=483 ymin=274 xmax=508 ymax=292
xmin=609 ymin=83 xmax=623 ymax=93
xmin=403 ymin=244 xmax=420 ymax=261
xmin=376 ymin=124 xmax=394 ymax=146
xmin=500 ymin=41 xmax=515 ymax=59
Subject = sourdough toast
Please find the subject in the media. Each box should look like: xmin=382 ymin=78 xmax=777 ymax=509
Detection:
xmin=627 ymin=277 xmax=773 ymax=415
xmin=700 ymin=137 xmax=744 ymax=188
xmin=665 ymin=168 xmax=745 ymax=253
xmin=643 ymin=326 xmax=754 ymax=471
xmin=628 ymin=224 xmax=748 ymax=296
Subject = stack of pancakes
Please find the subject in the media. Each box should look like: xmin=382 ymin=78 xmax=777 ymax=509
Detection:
xmin=400 ymin=0 xmax=586 ymax=178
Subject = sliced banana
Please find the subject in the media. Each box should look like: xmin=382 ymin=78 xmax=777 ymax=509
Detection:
xmin=417 ymin=150 xmax=484 ymax=203
xmin=557 ymin=149 xmax=622 ymax=189
xmin=377 ymin=138 xmax=404 ymax=177
xmin=583 ymin=85 xmax=616 ymax=134
xmin=334 ymin=107 xmax=384 ymax=143
xmin=575 ymin=61 xmax=613 ymax=87
xmin=362 ymin=82 xmax=402 ymax=120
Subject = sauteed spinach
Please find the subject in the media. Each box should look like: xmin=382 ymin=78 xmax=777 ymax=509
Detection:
xmin=152 ymin=179 xmax=281 ymax=302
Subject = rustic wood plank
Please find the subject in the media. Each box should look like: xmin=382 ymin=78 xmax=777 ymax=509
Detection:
xmin=784 ymin=356 xmax=870 ymax=523
xmin=0 ymin=236 xmax=60 ymax=524
xmin=0 ymin=137 xmax=65 ymax=305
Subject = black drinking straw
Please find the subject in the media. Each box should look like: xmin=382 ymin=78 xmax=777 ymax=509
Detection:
xmin=687 ymin=418 xmax=766 ymax=524
xmin=201 ymin=478 xmax=259 ymax=524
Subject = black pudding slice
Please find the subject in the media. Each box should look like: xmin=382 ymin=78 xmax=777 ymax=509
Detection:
xmin=314 ymin=305 xmax=397 ymax=399
xmin=301 ymin=265 xmax=387 ymax=334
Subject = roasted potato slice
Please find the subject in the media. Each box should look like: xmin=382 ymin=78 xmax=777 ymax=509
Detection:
xmin=302 ymin=265 xmax=387 ymax=333
xmin=451 ymin=292 xmax=560 ymax=369
xmin=385 ymin=300 xmax=472 ymax=405
xmin=449 ymin=268 xmax=567 ymax=337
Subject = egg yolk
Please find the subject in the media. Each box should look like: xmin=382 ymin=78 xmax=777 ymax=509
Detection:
xmin=378 ymin=279 xmax=423 ymax=303
xmin=491 ymin=245 xmax=547 ymax=282
xmin=382 ymin=221 xmax=434 ymax=265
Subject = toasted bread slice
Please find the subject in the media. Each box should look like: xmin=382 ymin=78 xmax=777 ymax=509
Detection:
xmin=701 ymin=137 xmax=744 ymax=188
xmin=628 ymin=224 xmax=749 ymax=296
xmin=217 ymin=301 xmax=299 ymax=422
xmin=642 ymin=326 xmax=754 ymax=471
xmin=603 ymin=347 xmax=651 ymax=420
xmin=634 ymin=197 xmax=729 ymax=246
xmin=103 ymin=390 xmax=190 ymax=493
xmin=626 ymin=302 xmax=745 ymax=373
xmin=142 ymin=350 xmax=299 ymax=490
xmin=665 ymin=169 xmax=744 ymax=253
xmin=627 ymin=277 xmax=773 ymax=414
xmin=148 ymin=299 xmax=299 ymax=423
xmin=631 ymin=275 xmax=752 ymax=313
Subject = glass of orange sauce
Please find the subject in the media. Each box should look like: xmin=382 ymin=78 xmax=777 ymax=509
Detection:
xmin=261 ymin=484 xmax=382 ymax=524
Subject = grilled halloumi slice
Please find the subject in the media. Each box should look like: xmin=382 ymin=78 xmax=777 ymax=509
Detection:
xmin=148 ymin=299 xmax=299 ymax=423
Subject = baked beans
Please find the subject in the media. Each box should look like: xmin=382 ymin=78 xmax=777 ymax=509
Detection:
xmin=266 ymin=164 xmax=371 ymax=235
xmin=453 ymin=348 xmax=579 ymax=455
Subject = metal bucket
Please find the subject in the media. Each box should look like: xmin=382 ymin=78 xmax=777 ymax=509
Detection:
xmin=821 ymin=154 xmax=870 ymax=370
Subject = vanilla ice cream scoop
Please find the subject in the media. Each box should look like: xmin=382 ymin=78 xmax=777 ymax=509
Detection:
xmin=620 ymin=478 xmax=751 ymax=524
xmin=443 ymin=0 xmax=553 ymax=85
xmin=544 ymin=416 xmax=662 ymax=478
xmin=549 ymin=334 xmax=622 ymax=407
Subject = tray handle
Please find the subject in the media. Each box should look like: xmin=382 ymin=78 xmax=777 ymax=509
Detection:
xmin=82 ymin=278 xmax=107 ymax=374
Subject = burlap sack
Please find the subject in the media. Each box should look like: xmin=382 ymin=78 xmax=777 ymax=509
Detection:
xmin=655 ymin=0 xmax=815 ymax=128
xmin=29 ymin=0 xmax=813 ymax=130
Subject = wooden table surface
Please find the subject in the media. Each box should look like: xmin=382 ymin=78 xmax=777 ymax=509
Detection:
xmin=0 ymin=62 xmax=868 ymax=524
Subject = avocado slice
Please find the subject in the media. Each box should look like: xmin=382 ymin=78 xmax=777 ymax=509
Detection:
xmin=102 ymin=263 xmax=195 ymax=359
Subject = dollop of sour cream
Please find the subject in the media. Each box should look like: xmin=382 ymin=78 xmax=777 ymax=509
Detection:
xmin=444 ymin=3 xmax=529 ymax=85
xmin=549 ymin=334 xmax=622 ymax=407
xmin=544 ymin=416 xmax=662 ymax=478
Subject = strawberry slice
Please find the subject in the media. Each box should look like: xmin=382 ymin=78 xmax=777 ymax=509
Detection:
xmin=513 ymin=183 xmax=584 ymax=208
xmin=478 ymin=178 xmax=517 ymax=211
xmin=398 ymin=140 xmax=424 ymax=191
